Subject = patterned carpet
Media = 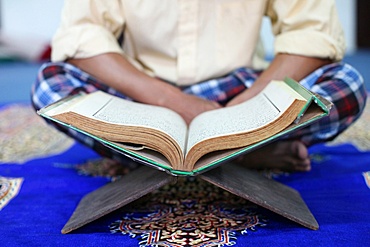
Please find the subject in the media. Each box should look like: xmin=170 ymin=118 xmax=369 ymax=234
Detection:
xmin=0 ymin=104 xmax=74 ymax=164
xmin=109 ymin=177 xmax=267 ymax=246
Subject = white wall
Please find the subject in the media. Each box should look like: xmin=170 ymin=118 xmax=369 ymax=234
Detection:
xmin=1 ymin=0 xmax=357 ymax=55
xmin=261 ymin=0 xmax=356 ymax=55
xmin=336 ymin=0 xmax=356 ymax=54
xmin=1 ymin=0 xmax=64 ymax=40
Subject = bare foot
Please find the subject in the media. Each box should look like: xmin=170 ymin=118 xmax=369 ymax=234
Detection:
xmin=235 ymin=140 xmax=311 ymax=172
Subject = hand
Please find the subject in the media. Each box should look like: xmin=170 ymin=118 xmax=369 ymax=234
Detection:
xmin=166 ymin=93 xmax=222 ymax=125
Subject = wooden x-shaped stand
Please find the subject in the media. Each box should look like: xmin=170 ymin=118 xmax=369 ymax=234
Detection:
xmin=61 ymin=162 xmax=318 ymax=234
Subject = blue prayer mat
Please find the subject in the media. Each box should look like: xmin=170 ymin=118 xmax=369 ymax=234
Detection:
xmin=1 ymin=141 xmax=369 ymax=246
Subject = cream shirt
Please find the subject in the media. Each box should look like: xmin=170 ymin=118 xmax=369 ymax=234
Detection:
xmin=52 ymin=0 xmax=345 ymax=86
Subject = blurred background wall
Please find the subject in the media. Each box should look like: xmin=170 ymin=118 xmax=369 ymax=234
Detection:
xmin=0 ymin=0 xmax=361 ymax=56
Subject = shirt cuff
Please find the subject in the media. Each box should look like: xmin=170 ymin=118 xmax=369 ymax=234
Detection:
xmin=51 ymin=24 xmax=124 ymax=62
xmin=274 ymin=30 xmax=345 ymax=61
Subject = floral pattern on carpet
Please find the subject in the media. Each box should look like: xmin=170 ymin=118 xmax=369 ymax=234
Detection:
xmin=110 ymin=177 xmax=267 ymax=246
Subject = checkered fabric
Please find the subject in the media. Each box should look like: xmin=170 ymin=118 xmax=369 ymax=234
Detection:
xmin=31 ymin=62 xmax=367 ymax=163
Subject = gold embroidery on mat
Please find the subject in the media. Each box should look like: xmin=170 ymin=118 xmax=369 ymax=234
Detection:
xmin=0 ymin=176 xmax=24 ymax=210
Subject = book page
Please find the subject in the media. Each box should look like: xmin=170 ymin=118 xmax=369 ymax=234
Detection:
xmin=186 ymin=93 xmax=280 ymax=152
xmin=67 ymin=91 xmax=188 ymax=153
xmin=186 ymin=81 xmax=298 ymax=153
xmin=267 ymin=80 xmax=305 ymax=110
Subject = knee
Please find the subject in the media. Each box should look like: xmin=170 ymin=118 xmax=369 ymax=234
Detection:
xmin=31 ymin=62 xmax=83 ymax=111
xmin=336 ymin=64 xmax=367 ymax=125
xmin=31 ymin=62 xmax=62 ymax=111
xmin=299 ymin=63 xmax=367 ymax=145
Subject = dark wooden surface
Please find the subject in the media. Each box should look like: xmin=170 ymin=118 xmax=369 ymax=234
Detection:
xmin=61 ymin=165 xmax=175 ymax=234
xmin=200 ymin=162 xmax=319 ymax=230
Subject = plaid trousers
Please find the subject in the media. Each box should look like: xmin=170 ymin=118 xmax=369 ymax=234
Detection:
xmin=31 ymin=62 xmax=367 ymax=163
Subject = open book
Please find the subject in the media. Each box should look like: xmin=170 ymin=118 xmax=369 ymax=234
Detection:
xmin=38 ymin=78 xmax=331 ymax=175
